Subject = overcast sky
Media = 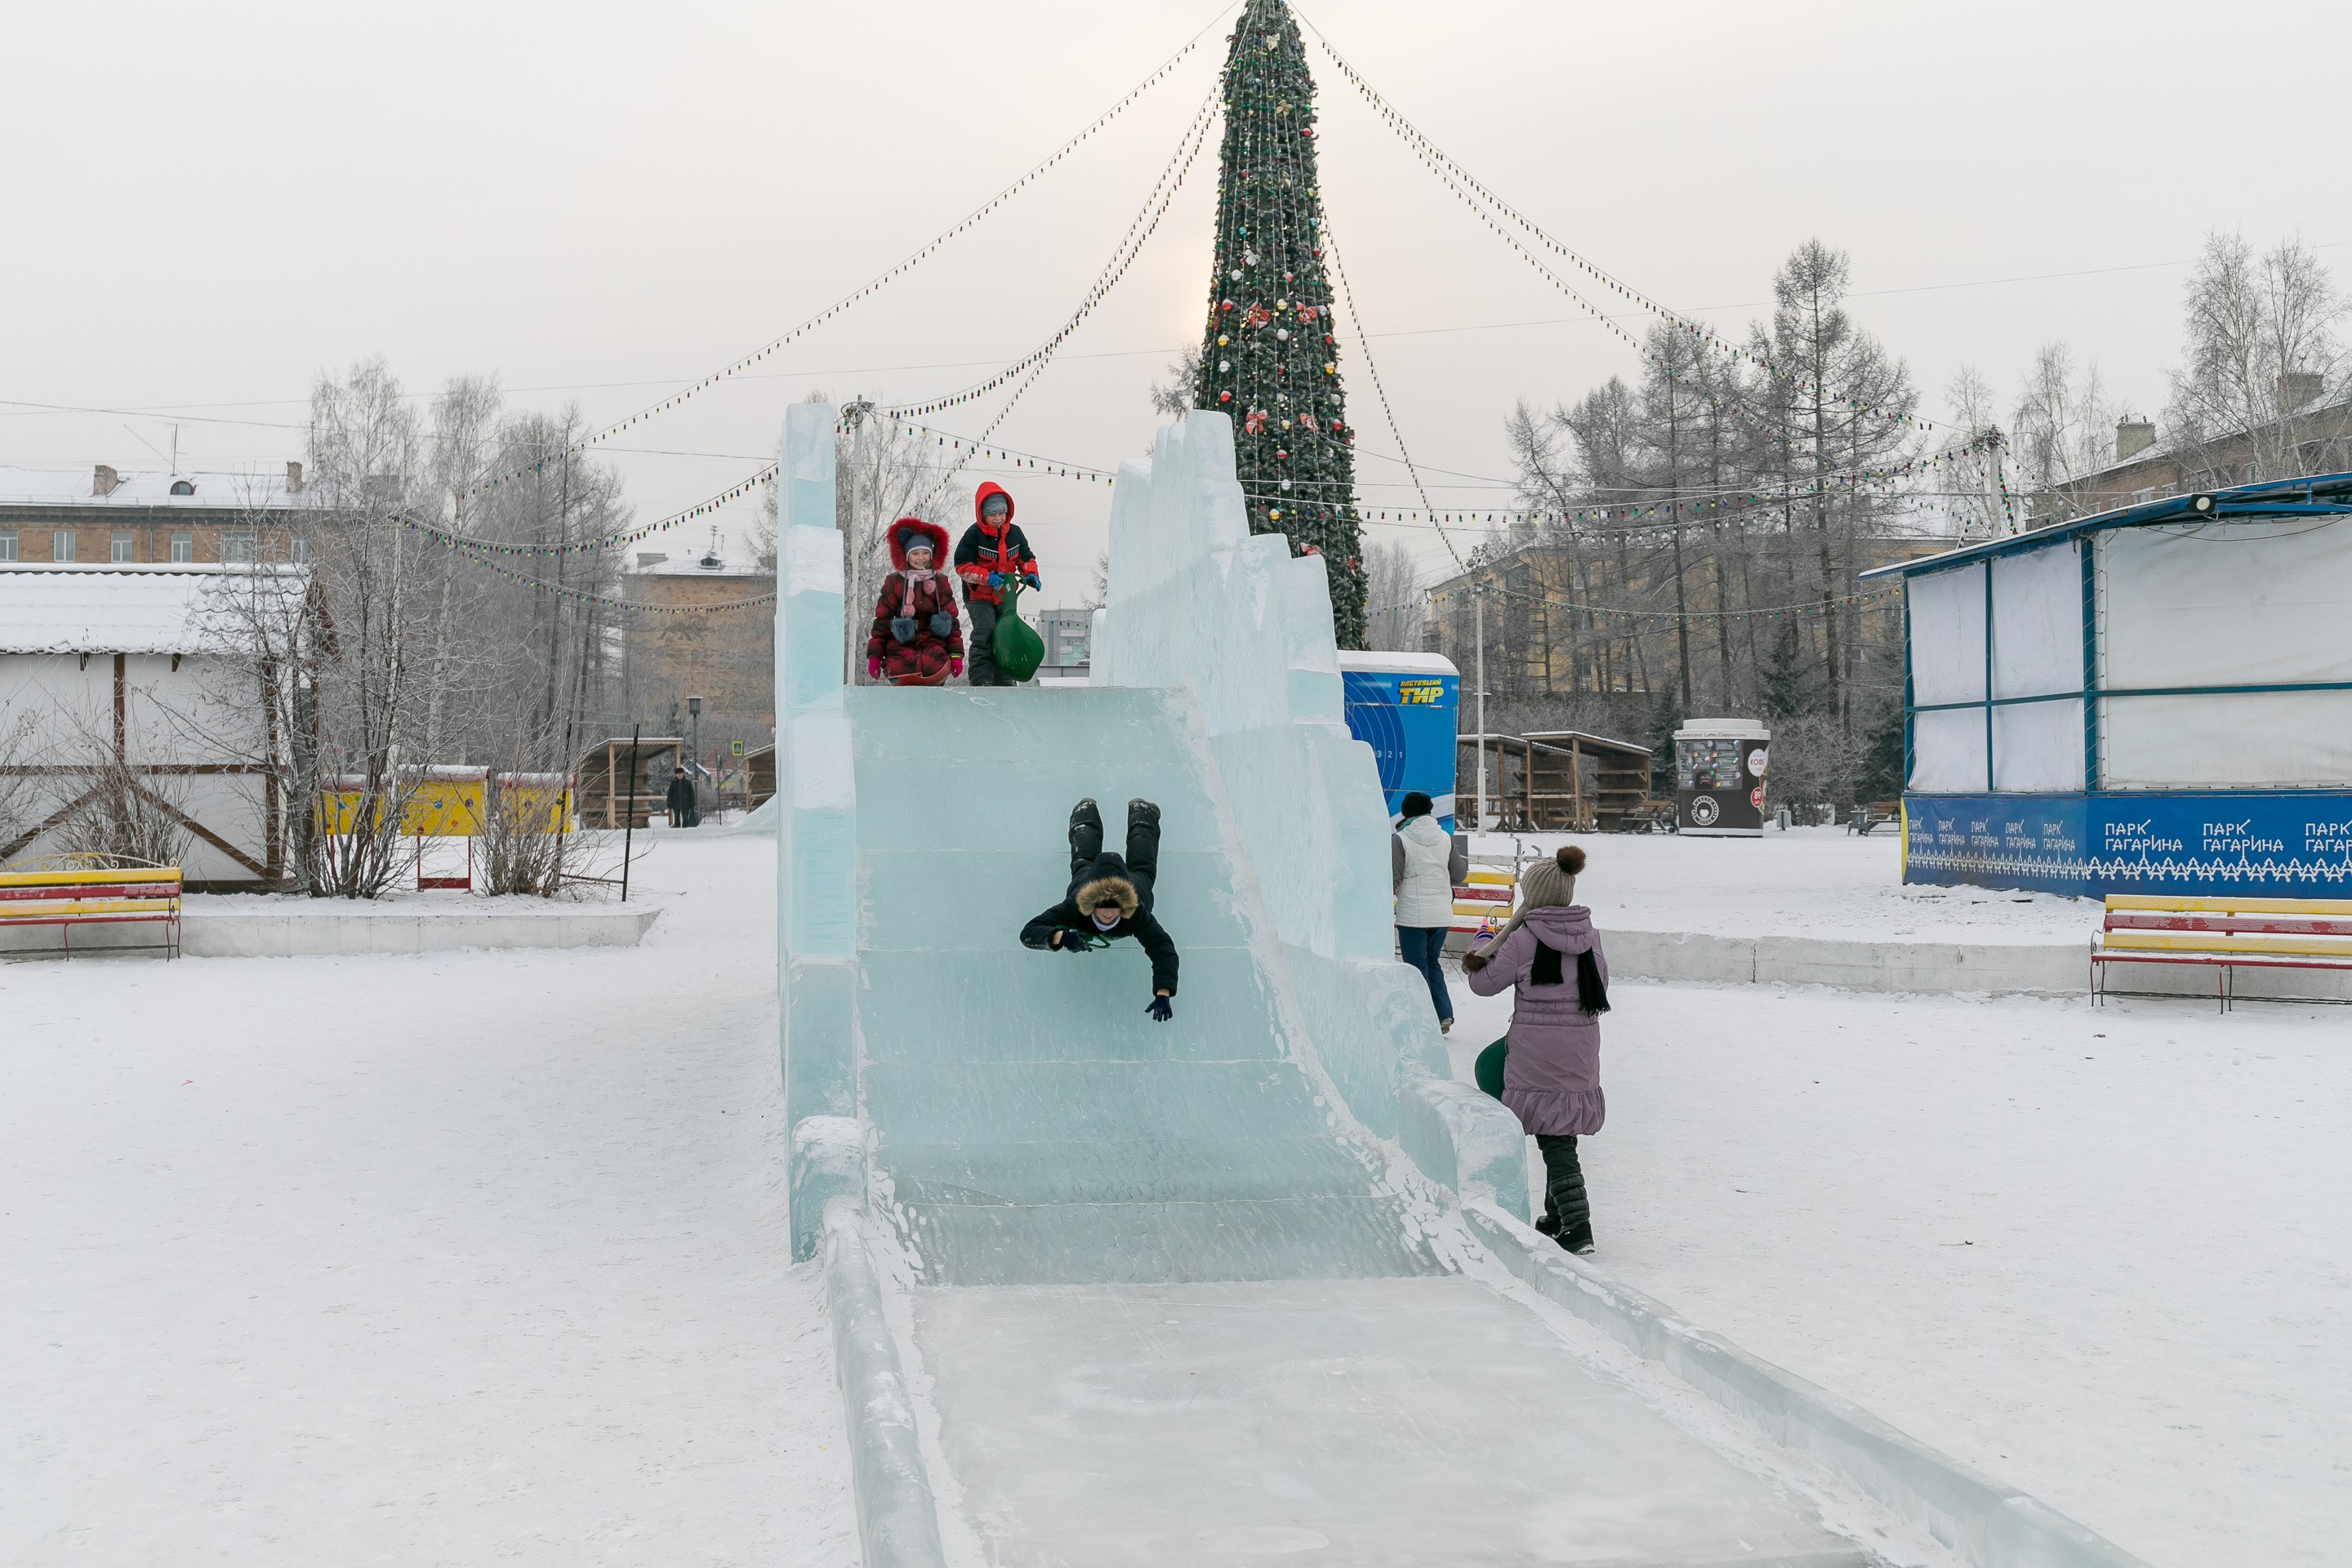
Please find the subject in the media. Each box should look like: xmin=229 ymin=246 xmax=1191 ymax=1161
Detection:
xmin=6 ymin=0 xmax=2347 ymax=598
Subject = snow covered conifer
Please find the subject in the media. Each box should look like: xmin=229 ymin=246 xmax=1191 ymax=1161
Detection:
xmin=1192 ymin=0 xmax=1366 ymax=647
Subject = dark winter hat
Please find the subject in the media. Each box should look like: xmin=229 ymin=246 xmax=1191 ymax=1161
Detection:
xmin=897 ymin=525 xmax=933 ymax=556
xmin=1399 ymin=791 xmax=1434 ymax=818
xmin=980 ymin=491 xmax=1011 ymax=517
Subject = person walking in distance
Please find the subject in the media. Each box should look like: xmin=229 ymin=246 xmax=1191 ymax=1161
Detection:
xmin=952 ymin=481 xmax=1038 ymax=687
xmin=1392 ymin=791 xmax=1467 ymax=1034
xmin=1463 ymin=846 xmax=1609 ymax=1254
xmin=665 ymin=766 xmax=699 ymax=829
xmin=864 ymin=518 xmax=964 ymax=686
xmin=1021 ymin=799 xmax=1178 ymax=1022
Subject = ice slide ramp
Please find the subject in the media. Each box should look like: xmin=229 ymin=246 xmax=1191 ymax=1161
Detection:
xmin=850 ymin=684 xmax=1444 ymax=1286
xmin=775 ymin=408 xmax=2141 ymax=1568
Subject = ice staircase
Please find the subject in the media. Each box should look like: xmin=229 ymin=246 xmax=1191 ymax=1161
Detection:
xmin=849 ymin=684 xmax=1441 ymax=1285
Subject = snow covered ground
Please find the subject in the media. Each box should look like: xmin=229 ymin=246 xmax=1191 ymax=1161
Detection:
xmin=1446 ymin=973 xmax=2352 ymax=1568
xmin=1468 ymin=825 xmax=2103 ymax=944
xmin=1 ymin=838 xmax=856 ymax=1568
xmin=11 ymin=831 xmax=2345 ymax=1568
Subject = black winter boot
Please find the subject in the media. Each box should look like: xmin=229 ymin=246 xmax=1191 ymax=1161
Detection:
xmin=1535 ymin=1134 xmax=1591 ymax=1254
xmin=1534 ymin=1214 xmax=1560 ymax=1238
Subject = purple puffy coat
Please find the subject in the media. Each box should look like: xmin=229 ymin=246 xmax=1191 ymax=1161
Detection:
xmin=1465 ymin=904 xmax=1608 ymax=1136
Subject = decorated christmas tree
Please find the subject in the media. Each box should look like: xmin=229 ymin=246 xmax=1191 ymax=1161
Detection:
xmin=1192 ymin=0 xmax=1365 ymax=646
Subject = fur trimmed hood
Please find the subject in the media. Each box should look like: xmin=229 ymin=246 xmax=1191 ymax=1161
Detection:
xmin=887 ymin=517 xmax=951 ymax=572
xmin=1072 ymin=870 xmax=1140 ymax=920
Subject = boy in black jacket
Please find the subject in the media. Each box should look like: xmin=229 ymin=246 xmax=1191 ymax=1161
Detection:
xmin=1021 ymin=798 xmax=1178 ymax=1021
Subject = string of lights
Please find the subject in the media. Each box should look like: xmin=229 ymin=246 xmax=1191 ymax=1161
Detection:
xmin=438 ymin=28 xmax=1220 ymax=502
xmin=1303 ymin=17 xmax=1938 ymax=435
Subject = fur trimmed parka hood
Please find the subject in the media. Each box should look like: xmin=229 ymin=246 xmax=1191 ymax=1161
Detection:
xmin=1072 ymin=866 xmax=1140 ymax=920
xmin=887 ymin=517 xmax=951 ymax=572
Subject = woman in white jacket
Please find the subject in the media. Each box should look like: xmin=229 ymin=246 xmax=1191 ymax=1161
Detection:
xmin=1391 ymin=791 xmax=1468 ymax=1033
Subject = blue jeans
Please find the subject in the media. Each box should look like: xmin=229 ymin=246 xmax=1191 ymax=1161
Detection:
xmin=1396 ymin=925 xmax=1452 ymax=1023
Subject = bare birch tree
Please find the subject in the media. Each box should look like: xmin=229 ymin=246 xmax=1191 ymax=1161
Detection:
xmin=2165 ymin=230 xmax=2348 ymax=482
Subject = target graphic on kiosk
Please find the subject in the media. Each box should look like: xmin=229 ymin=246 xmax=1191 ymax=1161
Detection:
xmin=1674 ymin=718 xmax=1769 ymax=836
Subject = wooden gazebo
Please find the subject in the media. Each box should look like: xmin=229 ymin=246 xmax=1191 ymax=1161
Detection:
xmin=1457 ymin=730 xmax=1655 ymax=832
xmin=575 ymin=737 xmax=684 ymax=828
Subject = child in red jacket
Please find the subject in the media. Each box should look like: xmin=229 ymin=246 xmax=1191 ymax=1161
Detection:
xmin=952 ymin=482 xmax=1038 ymax=686
xmin=866 ymin=519 xmax=964 ymax=686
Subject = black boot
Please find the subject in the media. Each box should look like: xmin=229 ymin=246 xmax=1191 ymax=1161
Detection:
xmin=1535 ymin=1134 xmax=1591 ymax=1254
xmin=1534 ymin=1214 xmax=1560 ymax=1238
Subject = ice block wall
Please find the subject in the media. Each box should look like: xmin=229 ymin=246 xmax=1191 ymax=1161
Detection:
xmin=1091 ymin=412 xmax=1523 ymax=1208
xmin=775 ymin=401 xmax=861 ymax=1262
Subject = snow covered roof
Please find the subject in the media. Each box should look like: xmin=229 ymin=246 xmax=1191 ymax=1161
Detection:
xmin=632 ymin=550 xmax=770 ymax=577
xmin=1339 ymin=650 xmax=1458 ymax=676
xmin=0 ymin=564 xmax=300 ymax=654
xmin=0 ymin=466 xmax=310 ymax=512
xmin=1860 ymin=470 xmax=2352 ymax=580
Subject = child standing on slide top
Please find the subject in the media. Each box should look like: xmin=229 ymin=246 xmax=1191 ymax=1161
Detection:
xmin=865 ymin=519 xmax=963 ymax=686
xmin=953 ymin=482 xmax=1038 ymax=687
xmin=1463 ymin=845 xmax=1610 ymax=1254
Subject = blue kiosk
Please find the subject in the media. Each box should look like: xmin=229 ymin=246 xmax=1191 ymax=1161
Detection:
xmin=1339 ymin=652 xmax=1460 ymax=830
xmin=1864 ymin=473 xmax=2352 ymax=896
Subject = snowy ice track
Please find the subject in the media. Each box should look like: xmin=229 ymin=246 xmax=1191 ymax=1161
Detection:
xmin=849 ymin=684 xmax=1441 ymax=1289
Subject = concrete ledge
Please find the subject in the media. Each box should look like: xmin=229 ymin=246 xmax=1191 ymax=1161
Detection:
xmin=160 ymin=902 xmax=662 ymax=958
xmin=1463 ymin=1200 xmax=2150 ymax=1568
xmin=1600 ymin=927 xmax=2087 ymax=995
xmin=822 ymin=1197 xmax=949 ymax=1568
xmin=1601 ymin=925 xmax=2352 ymax=1001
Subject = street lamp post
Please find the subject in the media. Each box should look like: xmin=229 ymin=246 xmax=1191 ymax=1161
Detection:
xmin=686 ymin=695 xmax=703 ymax=778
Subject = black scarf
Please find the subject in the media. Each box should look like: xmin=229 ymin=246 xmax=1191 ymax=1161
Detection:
xmin=1531 ymin=939 xmax=1610 ymax=1015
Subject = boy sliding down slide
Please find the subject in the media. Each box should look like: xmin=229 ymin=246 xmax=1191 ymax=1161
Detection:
xmin=1021 ymin=799 xmax=1178 ymax=1022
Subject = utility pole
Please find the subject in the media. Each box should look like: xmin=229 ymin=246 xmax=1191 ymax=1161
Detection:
xmin=1474 ymin=583 xmax=1488 ymax=833
xmin=842 ymin=398 xmax=874 ymax=684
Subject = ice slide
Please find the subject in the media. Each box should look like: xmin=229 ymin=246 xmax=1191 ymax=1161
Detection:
xmin=773 ymin=408 xmax=2139 ymax=1568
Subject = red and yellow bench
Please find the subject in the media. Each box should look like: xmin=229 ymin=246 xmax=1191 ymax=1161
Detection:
xmin=2091 ymin=893 xmax=2352 ymax=1010
xmin=0 ymin=866 xmax=182 ymax=959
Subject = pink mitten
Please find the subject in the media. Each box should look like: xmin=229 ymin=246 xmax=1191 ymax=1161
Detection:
xmin=949 ymin=657 xmax=964 ymax=677
xmin=866 ymin=657 xmax=881 ymax=680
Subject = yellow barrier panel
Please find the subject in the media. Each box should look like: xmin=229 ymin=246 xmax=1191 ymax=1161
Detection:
xmin=315 ymin=773 xmax=572 ymax=837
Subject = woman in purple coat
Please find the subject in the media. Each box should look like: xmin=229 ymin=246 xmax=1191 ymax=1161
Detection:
xmin=1463 ymin=845 xmax=1609 ymax=1254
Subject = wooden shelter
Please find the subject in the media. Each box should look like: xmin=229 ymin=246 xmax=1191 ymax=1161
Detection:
xmin=575 ymin=737 xmax=683 ymax=828
xmin=745 ymin=743 xmax=776 ymax=808
xmin=1457 ymin=729 xmax=1655 ymax=832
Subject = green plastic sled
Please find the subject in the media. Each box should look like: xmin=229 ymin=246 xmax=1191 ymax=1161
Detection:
xmin=992 ymin=580 xmax=1046 ymax=683
xmin=1475 ymin=1038 xmax=1508 ymax=1099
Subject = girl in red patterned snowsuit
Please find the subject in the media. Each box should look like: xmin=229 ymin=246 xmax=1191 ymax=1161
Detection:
xmin=865 ymin=519 xmax=964 ymax=686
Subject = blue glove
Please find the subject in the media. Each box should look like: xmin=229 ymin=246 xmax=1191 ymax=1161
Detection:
xmin=1023 ymin=573 xmax=1040 ymax=590
xmin=1146 ymin=995 xmax=1173 ymax=1022
xmin=988 ymin=571 xmax=1005 ymax=589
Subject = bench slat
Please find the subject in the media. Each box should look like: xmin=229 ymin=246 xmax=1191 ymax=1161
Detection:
xmin=2106 ymin=893 xmax=2352 ymax=918
xmin=0 ymin=883 xmax=180 ymax=905
xmin=2100 ymin=931 xmax=2352 ymax=959
xmin=2106 ymin=911 xmax=2352 ymax=938
xmin=0 ymin=867 xmax=182 ymax=890
xmin=0 ymin=898 xmax=182 ymax=921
